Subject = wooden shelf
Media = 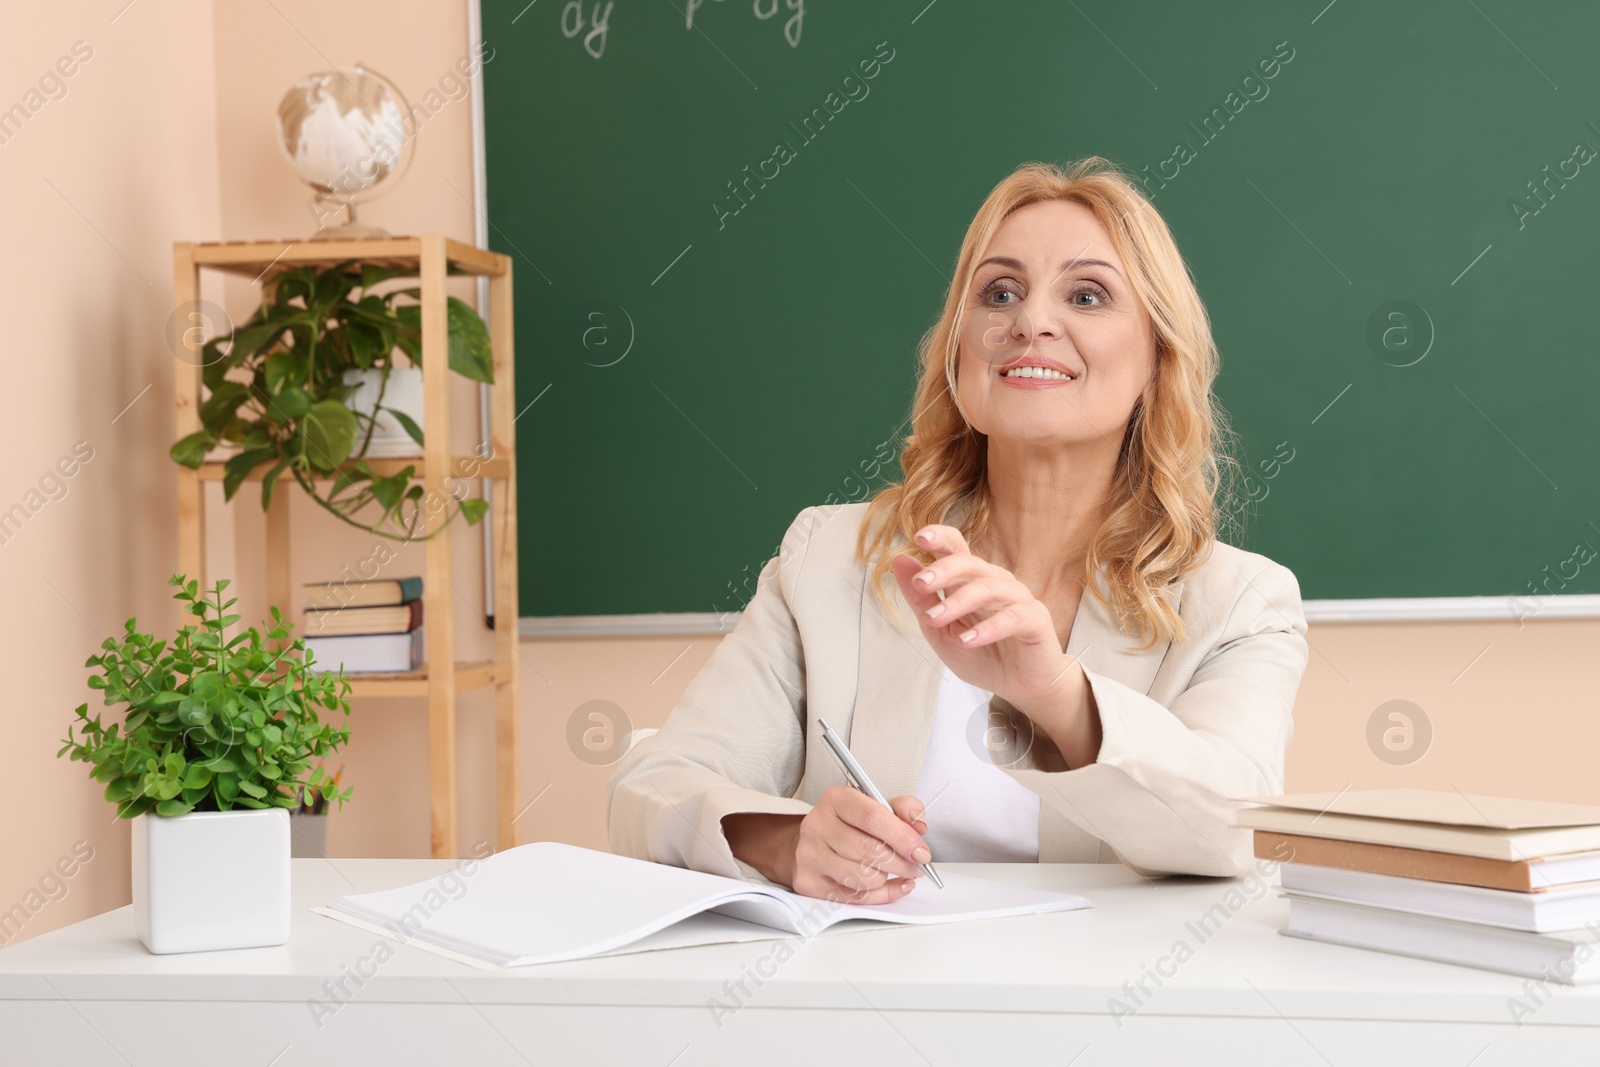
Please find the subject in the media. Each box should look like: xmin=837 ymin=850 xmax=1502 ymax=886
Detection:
xmin=174 ymin=234 xmax=520 ymax=860
xmin=187 ymin=235 xmax=506 ymax=280
xmin=341 ymin=659 xmax=503 ymax=697
xmin=196 ymin=455 xmax=511 ymax=482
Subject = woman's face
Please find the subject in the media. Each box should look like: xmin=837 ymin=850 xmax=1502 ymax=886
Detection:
xmin=956 ymin=199 xmax=1157 ymax=449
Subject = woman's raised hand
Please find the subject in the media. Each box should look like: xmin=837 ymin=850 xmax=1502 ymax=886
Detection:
xmin=891 ymin=523 xmax=1073 ymax=707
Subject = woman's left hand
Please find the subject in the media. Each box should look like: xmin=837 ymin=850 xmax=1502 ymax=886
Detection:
xmin=890 ymin=524 xmax=1078 ymax=710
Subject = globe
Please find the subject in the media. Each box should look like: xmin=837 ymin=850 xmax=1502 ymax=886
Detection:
xmin=276 ymin=64 xmax=414 ymax=238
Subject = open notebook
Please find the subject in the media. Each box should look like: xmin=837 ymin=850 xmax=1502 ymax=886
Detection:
xmin=315 ymin=841 xmax=1093 ymax=967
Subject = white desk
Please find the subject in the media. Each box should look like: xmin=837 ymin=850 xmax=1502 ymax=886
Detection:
xmin=1 ymin=858 xmax=1597 ymax=1065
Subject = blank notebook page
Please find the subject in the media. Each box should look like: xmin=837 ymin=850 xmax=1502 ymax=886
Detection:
xmin=329 ymin=843 xmax=785 ymax=965
xmin=324 ymin=842 xmax=1092 ymax=966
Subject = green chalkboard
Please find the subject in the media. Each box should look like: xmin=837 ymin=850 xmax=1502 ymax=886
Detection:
xmin=482 ymin=0 xmax=1600 ymax=617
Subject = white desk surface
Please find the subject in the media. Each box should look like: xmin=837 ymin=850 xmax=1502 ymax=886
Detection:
xmin=2 ymin=857 xmax=1597 ymax=1065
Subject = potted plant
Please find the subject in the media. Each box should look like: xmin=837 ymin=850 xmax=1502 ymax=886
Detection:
xmin=168 ymin=260 xmax=493 ymax=540
xmin=58 ymin=575 xmax=354 ymax=954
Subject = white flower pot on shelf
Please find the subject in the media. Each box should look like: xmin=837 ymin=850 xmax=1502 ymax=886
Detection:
xmin=131 ymin=808 xmax=290 ymax=955
xmin=343 ymin=367 xmax=425 ymax=457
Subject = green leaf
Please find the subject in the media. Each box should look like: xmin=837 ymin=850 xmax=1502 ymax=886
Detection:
xmin=392 ymin=304 xmax=422 ymax=360
xmin=360 ymin=264 xmax=414 ymax=291
xmin=208 ymin=314 xmax=293 ymax=390
xmin=459 ymin=498 xmax=489 ymax=525
xmin=272 ymin=267 xmax=316 ymax=307
xmin=155 ymin=798 xmax=191 ymax=817
xmin=386 ymin=407 xmax=424 ymax=447
xmin=329 ymin=460 xmax=374 ymax=497
xmin=301 ymin=400 xmax=358 ymax=471
xmin=200 ymin=381 xmax=252 ymax=434
xmin=223 ymin=448 xmax=276 ymax=502
xmin=261 ymin=458 xmax=293 ymax=511
xmin=227 ymin=320 xmax=291 ymax=364
xmin=238 ymin=779 xmax=268 ymax=799
xmin=103 ymin=779 xmax=134 ymax=803
xmin=267 ymin=385 xmax=311 ymax=420
xmin=369 ymin=472 xmax=407 ymax=513
xmin=446 ymin=297 xmax=495 ymax=383
xmin=190 ymin=672 xmax=225 ymax=699
xmin=347 ymin=320 xmax=382 ymax=368
xmin=201 ymin=339 xmax=233 ymax=390
xmin=177 ymin=697 xmax=210 ymax=726
xmin=263 ymin=347 xmax=314 ymax=396
xmin=182 ymin=764 xmax=213 ymax=790
xmin=240 ymin=424 xmax=273 ymax=450
xmin=169 ymin=430 xmax=213 ymax=469
xmin=311 ymin=265 xmax=357 ymax=317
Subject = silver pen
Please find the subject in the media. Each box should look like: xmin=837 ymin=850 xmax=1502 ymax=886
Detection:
xmin=816 ymin=717 xmax=943 ymax=889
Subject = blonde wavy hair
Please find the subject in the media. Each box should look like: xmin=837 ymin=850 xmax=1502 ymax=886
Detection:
xmin=856 ymin=156 xmax=1240 ymax=651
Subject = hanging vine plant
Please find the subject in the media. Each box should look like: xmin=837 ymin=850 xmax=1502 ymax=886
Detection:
xmin=170 ymin=262 xmax=492 ymax=540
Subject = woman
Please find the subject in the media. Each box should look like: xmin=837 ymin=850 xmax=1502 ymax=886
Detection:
xmin=607 ymin=157 xmax=1309 ymax=904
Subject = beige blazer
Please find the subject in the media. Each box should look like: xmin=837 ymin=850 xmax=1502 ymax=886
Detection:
xmin=606 ymin=498 xmax=1310 ymax=885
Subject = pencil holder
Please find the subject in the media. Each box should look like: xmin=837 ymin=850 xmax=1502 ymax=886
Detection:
xmin=290 ymin=812 xmax=330 ymax=858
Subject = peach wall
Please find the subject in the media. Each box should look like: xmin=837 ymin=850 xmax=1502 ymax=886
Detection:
xmin=5 ymin=0 xmax=1598 ymax=953
xmin=1288 ymin=617 xmax=1600 ymax=803
xmin=0 ymin=1 xmax=223 ymax=943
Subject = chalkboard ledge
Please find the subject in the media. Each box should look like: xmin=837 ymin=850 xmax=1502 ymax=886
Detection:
xmin=1303 ymin=594 xmax=1600 ymax=624
xmin=517 ymin=595 xmax=1600 ymax=637
xmin=520 ymin=613 xmax=736 ymax=638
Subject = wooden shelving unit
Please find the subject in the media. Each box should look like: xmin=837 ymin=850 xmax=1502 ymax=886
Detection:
xmin=172 ymin=235 xmax=519 ymax=859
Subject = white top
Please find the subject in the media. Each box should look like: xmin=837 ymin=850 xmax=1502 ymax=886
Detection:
xmin=913 ymin=666 xmax=1041 ymax=862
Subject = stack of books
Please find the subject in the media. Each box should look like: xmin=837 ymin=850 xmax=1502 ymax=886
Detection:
xmin=301 ymin=576 xmax=424 ymax=673
xmin=1236 ymin=789 xmax=1600 ymax=985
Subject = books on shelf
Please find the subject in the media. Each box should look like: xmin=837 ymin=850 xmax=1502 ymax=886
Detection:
xmin=304 ymin=576 xmax=423 ymax=610
xmin=305 ymin=599 xmax=422 ymax=637
xmin=313 ymin=841 xmax=1094 ymax=968
xmin=301 ymin=576 xmax=424 ymax=673
xmin=304 ymin=629 xmax=424 ymax=674
xmin=1237 ymin=790 xmax=1600 ymax=985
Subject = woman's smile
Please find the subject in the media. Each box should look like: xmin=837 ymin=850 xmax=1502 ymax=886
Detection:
xmin=997 ymin=356 xmax=1079 ymax=388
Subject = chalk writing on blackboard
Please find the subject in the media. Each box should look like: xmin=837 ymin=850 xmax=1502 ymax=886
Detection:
xmin=562 ymin=0 xmax=613 ymax=59
xmin=685 ymin=0 xmax=805 ymax=49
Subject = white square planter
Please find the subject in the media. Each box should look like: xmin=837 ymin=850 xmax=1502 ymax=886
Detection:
xmin=342 ymin=367 xmax=425 ymax=457
xmin=131 ymin=808 xmax=291 ymax=954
